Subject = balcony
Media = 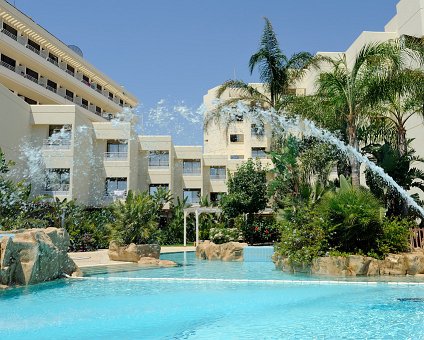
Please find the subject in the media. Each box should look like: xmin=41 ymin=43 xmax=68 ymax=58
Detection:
xmin=1 ymin=28 xmax=17 ymax=41
xmin=24 ymin=73 xmax=39 ymax=84
xmin=26 ymin=44 xmax=40 ymax=55
xmin=0 ymin=60 xmax=15 ymax=72
xmin=183 ymin=169 xmax=201 ymax=176
xmin=104 ymin=152 xmax=128 ymax=160
xmin=47 ymin=57 xmax=58 ymax=67
xmin=65 ymin=69 xmax=75 ymax=77
xmin=210 ymin=174 xmax=226 ymax=181
xmin=42 ymin=138 xmax=71 ymax=150
xmin=42 ymin=184 xmax=70 ymax=195
xmin=46 ymin=85 xmax=57 ymax=93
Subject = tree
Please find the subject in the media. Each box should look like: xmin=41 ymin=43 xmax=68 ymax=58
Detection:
xmin=220 ymin=159 xmax=267 ymax=219
xmin=204 ymin=17 xmax=317 ymax=131
xmin=314 ymin=43 xmax=394 ymax=186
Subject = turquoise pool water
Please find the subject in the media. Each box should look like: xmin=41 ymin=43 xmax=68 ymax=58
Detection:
xmin=1 ymin=252 xmax=424 ymax=339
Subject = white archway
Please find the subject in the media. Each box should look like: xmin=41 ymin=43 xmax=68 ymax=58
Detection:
xmin=183 ymin=206 xmax=221 ymax=246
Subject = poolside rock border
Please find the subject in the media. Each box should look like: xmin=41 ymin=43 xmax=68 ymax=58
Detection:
xmin=274 ymin=249 xmax=424 ymax=276
xmin=0 ymin=228 xmax=81 ymax=287
xmin=196 ymin=241 xmax=248 ymax=261
xmin=108 ymin=241 xmax=161 ymax=262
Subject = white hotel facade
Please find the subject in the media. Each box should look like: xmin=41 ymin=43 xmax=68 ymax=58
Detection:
xmin=0 ymin=0 xmax=423 ymax=207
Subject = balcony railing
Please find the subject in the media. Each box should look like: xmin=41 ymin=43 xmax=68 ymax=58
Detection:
xmin=105 ymin=190 xmax=127 ymax=201
xmin=46 ymin=85 xmax=57 ymax=93
xmin=65 ymin=69 xmax=75 ymax=77
xmin=210 ymin=174 xmax=226 ymax=181
xmin=183 ymin=169 xmax=201 ymax=176
xmin=47 ymin=57 xmax=58 ymax=66
xmin=25 ymin=73 xmax=39 ymax=84
xmin=42 ymin=184 xmax=70 ymax=195
xmin=65 ymin=95 xmax=74 ymax=102
xmin=148 ymin=162 xmax=169 ymax=169
xmin=26 ymin=44 xmax=40 ymax=55
xmin=82 ymin=79 xmax=90 ymax=86
xmin=1 ymin=28 xmax=17 ymax=41
xmin=42 ymin=139 xmax=71 ymax=150
xmin=0 ymin=60 xmax=15 ymax=72
xmin=81 ymin=103 xmax=88 ymax=110
xmin=104 ymin=152 xmax=128 ymax=160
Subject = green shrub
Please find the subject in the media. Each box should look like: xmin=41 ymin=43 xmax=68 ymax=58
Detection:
xmin=209 ymin=224 xmax=242 ymax=244
xmin=377 ymin=218 xmax=414 ymax=255
xmin=275 ymin=206 xmax=326 ymax=266
xmin=316 ymin=176 xmax=383 ymax=254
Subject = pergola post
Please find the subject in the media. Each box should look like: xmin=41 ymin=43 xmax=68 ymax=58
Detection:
xmin=195 ymin=210 xmax=200 ymax=246
xmin=183 ymin=211 xmax=187 ymax=247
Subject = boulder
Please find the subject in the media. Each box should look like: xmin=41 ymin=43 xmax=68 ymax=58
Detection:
xmin=312 ymin=256 xmax=348 ymax=276
xmin=108 ymin=241 xmax=160 ymax=262
xmin=380 ymin=254 xmax=408 ymax=275
xmin=196 ymin=241 xmax=247 ymax=261
xmin=0 ymin=228 xmax=80 ymax=287
xmin=138 ymin=257 xmax=177 ymax=267
xmin=405 ymin=252 xmax=424 ymax=275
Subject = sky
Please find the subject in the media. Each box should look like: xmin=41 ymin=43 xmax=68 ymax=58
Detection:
xmin=13 ymin=0 xmax=399 ymax=145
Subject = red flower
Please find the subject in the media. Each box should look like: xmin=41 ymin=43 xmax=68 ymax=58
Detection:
xmin=254 ymin=226 xmax=259 ymax=232
xmin=265 ymin=229 xmax=269 ymax=234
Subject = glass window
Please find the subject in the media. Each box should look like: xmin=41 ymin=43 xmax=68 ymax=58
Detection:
xmin=96 ymin=106 xmax=102 ymax=113
xmin=66 ymin=89 xmax=74 ymax=99
xmin=106 ymin=141 xmax=128 ymax=159
xmin=105 ymin=177 xmax=127 ymax=196
xmin=183 ymin=189 xmax=201 ymax=205
xmin=25 ymin=67 xmax=38 ymax=81
xmin=210 ymin=166 xmax=226 ymax=180
xmin=252 ymin=147 xmax=267 ymax=159
xmin=251 ymin=124 xmax=264 ymax=136
xmin=2 ymin=23 xmax=17 ymax=38
xmin=183 ymin=159 xmax=201 ymax=175
xmin=1 ymin=54 xmax=16 ymax=68
xmin=230 ymin=134 xmax=244 ymax=143
xmin=45 ymin=168 xmax=70 ymax=192
xmin=48 ymin=53 xmax=58 ymax=63
xmin=27 ymin=39 xmax=40 ymax=51
xmin=230 ymin=155 xmax=244 ymax=160
xmin=47 ymin=79 xmax=57 ymax=90
xmin=148 ymin=151 xmax=169 ymax=168
xmin=149 ymin=184 xmax=169 ymax=196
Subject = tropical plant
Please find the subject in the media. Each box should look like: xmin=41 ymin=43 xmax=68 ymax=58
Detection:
xmin=377 ymin=217 xmax=414 ymax=256
xmin=317 ymin=176 xmax=383 ymax=254
xmin=204 ymin=17 xmax=317 ymax=132
xmin=109 ymin=191 xmax=160 ymax=245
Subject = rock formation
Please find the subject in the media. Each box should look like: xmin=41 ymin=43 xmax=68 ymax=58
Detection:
xmin=196 ymin=241 xmax=248 ymax=261
xmin=108 ymin=242 xmax=176 ymax=267
xmin=274 ymin=249 xmax=424 ymax=276
xmin=0 ymin=228 xmax=80 ymax=287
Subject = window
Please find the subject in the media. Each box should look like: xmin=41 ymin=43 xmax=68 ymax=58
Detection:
xmin=210 ymin=192 xmax=224 ymax=204
xmin=24 ymin=97 xmax=37 ymax=105
xmin=48 ymin=52 xmax=58 ymax=65
xmin=230 ymin=134 xmax=244 ymax=143
xmin=105 ymin=177 xmax=127 ymax=196
xmin=105 ymin=140 xmax=128 ymax=159
xmin=183 ymin=159 xmax=201 ymax=175
xmin=252 ymin=147 xmax=267 ymax=159
xmin=47 ymin=79 xmax=57 ymax=92
xmin=108 ymin=91 xmax=113 ymax=99
xmin=66 ymin=64 xmax=75 ymax=76
xmin=210 ymin=166 xmax=226 ymax=180
xmin=1 ymin=54 xmax=16 ymax=70
xmin=183 ymin=189 xmax=201 ymax=205
xmin=45 ymin=169 xmax=70 ymax=192
xmin=27 ymin=39 xmax=40 ymax=53
xmin=65 ymin=89 xmax=74 ymax=101
xmin=96 ymin=106 xmax=102 ymax=114
xmin=25 ymin=67 xmax=38 ymax=83
xmin=2 ymin=23 xmax=17 ymax=40
xmin=82 ymin=74 xmax=90 ymax=85
xmin=119 ymin=99 xmax=124 ymax=106
xmin=96 ymin=84 xmax=102 ymax=92
xmin=230 ymin=155 xmax=244 ymax=160
xmin=235 ymin=113 xmax=243 ymax=122
xmin=81 ymin=98 xmax=89 ymax=108
xmin=149 ymin=184 xmax=169 ymax=196
xmin=148 ymin=151 xmax=169 ymax=168
xmin=251 ymin=124 xmax=264 ymax=136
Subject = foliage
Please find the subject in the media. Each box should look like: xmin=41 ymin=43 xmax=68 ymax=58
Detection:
xmin=159 ymin=197 xmax=192 ymax=245
xmin=377 ymin=218 xmax=414 ymax=256
xmin=316 ymin=176 xmax=383 ymax=254
xmin=109 ymin=191 xmax=162 ymax=245
xmin=248 ymin=217 xmax=280 ymax=244
xmin=220 ymin=159 xmax=267 ymax=219
xmin=275 ymin=205 xmax=326 ymax=266
xmin=364 ymin=142 xmax=424 ymax=217
xmin=209 ymin=224 xmax=242 ymax=244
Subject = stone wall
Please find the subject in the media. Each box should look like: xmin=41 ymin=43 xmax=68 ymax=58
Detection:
xmin=196 ymin=241 xmax=248 ymax=261
xmin=274 ymin=250 xmax=424 ymax=276
xmin=0 ymin=228 xmax=80 ymax=287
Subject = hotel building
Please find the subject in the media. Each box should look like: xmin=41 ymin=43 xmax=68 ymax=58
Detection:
xmin=0 ymin=0 xmax=423 ymax=207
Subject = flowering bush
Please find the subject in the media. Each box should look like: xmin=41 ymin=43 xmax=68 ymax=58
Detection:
xmin=209 ymin=225 xmax=243 ymax=244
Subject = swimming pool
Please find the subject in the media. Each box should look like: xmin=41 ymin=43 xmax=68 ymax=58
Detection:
xmin=1 ymin=252 xmax=424 ymax=339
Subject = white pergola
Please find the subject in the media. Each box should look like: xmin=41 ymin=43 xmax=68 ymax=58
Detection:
xmin=183 ymin=206 xmax=222 ymax=246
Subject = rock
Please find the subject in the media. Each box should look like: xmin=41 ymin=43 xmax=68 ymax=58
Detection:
xmin=380 ymin=254 xmax=407 ymax=275
xmin=138 ymin=257 xmax=177 ymax=267
xmin=273 ymin=255 xmax=311 ymax=273
xmin=196 ymin=241 xmax=248 ymax=261
xmin=312 ymin=256 xmax=348 ymax=276
xmin=404 ymin=252 xmax=424 ymax=275
xmin=108 ymin=241 xmax=160 ymax=262
xmin=0 ymin=228 xmax=80 ymax=287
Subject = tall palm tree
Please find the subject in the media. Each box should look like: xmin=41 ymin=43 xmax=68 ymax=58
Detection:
xmin=314 ymin=43 xmax=395 ymax=187
xmin=365 ymin=37 xmax=424 ymax=157
xmin=204 ymin=17 xmax=317 ymax=130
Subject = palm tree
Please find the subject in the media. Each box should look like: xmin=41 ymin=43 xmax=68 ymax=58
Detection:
xmin=204 ymin=17 xmax=317 ymax=130
xmin=314 ymin=43 xmax=395 ymax=187
xmin=365 ymin=37 xmax=424 ymax=157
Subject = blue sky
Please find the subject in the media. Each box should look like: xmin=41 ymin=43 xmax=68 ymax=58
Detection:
xmin=15 ymin=0 xmax=398 ymax=145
